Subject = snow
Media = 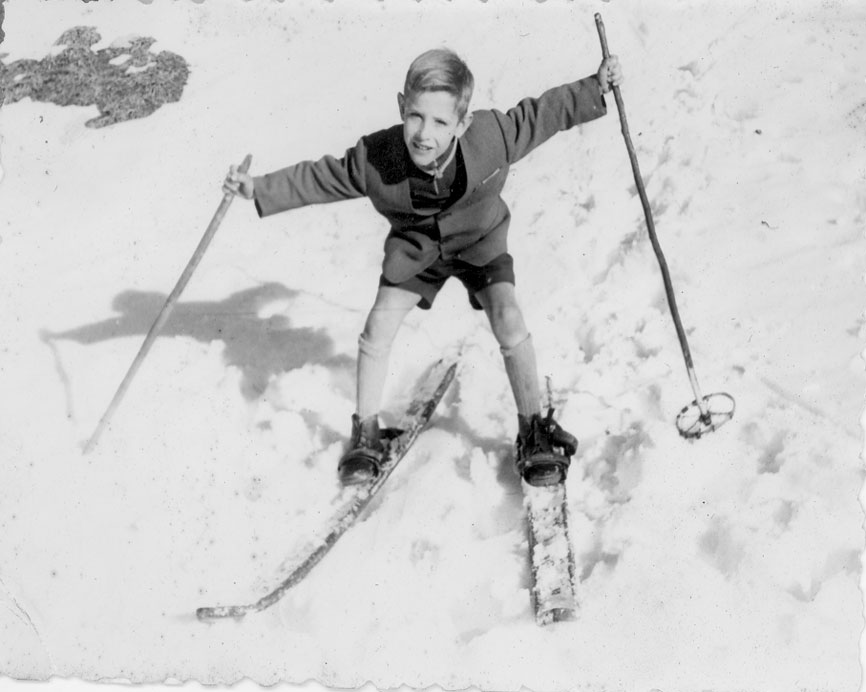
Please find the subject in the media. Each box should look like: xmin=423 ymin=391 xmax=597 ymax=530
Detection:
xmin=0 ymin=1 xmax=864 ymax=691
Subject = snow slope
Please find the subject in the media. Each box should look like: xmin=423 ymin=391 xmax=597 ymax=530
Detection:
xmin=0 ymin=1 xmax=864 ymax=690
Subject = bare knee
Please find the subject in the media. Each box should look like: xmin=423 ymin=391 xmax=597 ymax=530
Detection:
xmin=476 ymin=283 xmax=529 ymax=348
xmin=362 ymin=287 xmax=417 ymax=348
xmin=484 ymin=297 xmax=528 ymax=349
xmin=362 ymin=310 xmax=401 ymax=350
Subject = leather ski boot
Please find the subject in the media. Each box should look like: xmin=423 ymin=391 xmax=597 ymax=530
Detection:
xmin=338 ymin=414 xmax=385 ymax=486
xmin=516 ymin=408 xmax=578 ymax=487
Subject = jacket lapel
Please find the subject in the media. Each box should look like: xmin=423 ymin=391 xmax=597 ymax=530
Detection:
xmin=452 ymin=118 xmax=501 ymax=208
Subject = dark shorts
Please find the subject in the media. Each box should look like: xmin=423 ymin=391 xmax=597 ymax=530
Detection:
xmin=379 ymin=252 xmax=515 ymax=311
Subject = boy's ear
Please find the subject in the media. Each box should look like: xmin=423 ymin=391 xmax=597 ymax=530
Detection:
xmin=397 ymin=92 xmax=406 ymax=119
xmin=455 ymin=112 xmax=474 ymax=138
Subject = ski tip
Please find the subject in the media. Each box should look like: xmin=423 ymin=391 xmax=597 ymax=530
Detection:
xmin=196 ymin=605 xmax=249 ymax=621
xmin=195 ymin=606 xmax=219 ymax=621
xmin=537 ymin=605 xmax=578 ymax=626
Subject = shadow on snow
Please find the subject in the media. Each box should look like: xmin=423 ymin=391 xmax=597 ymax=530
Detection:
xmin=44 ymin=282 xmax=355 ymax=400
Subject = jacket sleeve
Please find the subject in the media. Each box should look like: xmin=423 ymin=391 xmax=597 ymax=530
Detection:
xmin=492 ymin=75 xmax=607 ymax=165
xmin=252 ymin=138 xmax=368 ymax=218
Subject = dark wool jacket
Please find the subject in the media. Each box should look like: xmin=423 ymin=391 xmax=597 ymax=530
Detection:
xmin=253 ymin=75 xmax=606 ymax=283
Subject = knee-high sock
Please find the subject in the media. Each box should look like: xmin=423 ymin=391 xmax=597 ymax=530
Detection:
xmin=356 ymin=333 xmax=392 ymax=420
xmin=501 ymin=334 xmax=542 ymax=419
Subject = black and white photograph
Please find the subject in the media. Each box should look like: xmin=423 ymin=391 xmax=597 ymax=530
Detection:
xmin=0 ymin=1 xmax=863 ymax=690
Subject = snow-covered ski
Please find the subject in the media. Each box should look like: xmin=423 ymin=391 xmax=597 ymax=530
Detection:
xmin=524 ymin=480 xmax=578 ymax=625
xmin=196 ymin=356 xmax=458 ymax=621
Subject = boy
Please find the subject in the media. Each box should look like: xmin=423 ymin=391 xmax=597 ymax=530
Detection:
xmin=224 ymin=48 xmax=623 ymax=487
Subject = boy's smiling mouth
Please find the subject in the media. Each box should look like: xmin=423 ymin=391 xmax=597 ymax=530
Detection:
xmin=409 ymin=141 xmax=440 ymax=169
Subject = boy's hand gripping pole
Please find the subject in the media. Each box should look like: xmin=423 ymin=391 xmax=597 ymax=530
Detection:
xmin=593 ymin=14 xmax=734 ymax=439
xmin=83 ymin=154 xmax=253 ymax=454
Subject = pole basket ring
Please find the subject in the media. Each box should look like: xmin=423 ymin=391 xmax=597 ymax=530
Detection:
xmin=676 ymin=392 xmax=735 ymax=440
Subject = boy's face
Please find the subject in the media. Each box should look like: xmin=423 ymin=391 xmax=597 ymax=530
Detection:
xmin=398 ymin=90 xmax=473 ymax=170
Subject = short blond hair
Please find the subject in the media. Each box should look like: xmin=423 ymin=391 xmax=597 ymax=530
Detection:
xmin=404 ymin=48 xmax=474 ymax=119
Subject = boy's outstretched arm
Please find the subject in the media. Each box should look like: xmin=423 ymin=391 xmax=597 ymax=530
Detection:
xmin=490 ymin=55 xmax=625 ymax=165
xmin=222 ymin=136 xmax=370 ymax=218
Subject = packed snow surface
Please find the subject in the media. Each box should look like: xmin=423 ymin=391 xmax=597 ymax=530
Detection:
xmin=0 ymin=1 xmax=864 ymax=691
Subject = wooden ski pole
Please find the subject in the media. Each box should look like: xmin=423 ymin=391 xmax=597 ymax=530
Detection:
xmin=593 ymin=14 xmax=711 ymax=424
xmin=83 ymin=154 xmax=252 ymax=454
